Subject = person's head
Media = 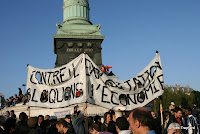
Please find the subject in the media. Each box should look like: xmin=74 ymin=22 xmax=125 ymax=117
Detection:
xmin=174 ymin=107 xmax=182 ymax=118
xmin=89 ymin=123 xmax=99 ymax=134
xmin=74 ymin=105 xmax=78 ymax=112
xmin=87 ymin=116 xmax=94 ymax=126
xmin=150 ymin=111 xmax=156 ymax=119
xmin=65 ymin=115 xmax=71 ymax=123
xmin=56 ymin=119 xmax=69 ymax=134
xmin=104 ymin=112 xmax=111 ymax=124
xmin=94 ymin=115 xmax=101 ymax=123
xmin=44 ymin=115 xmax=50 ymax=120
xmin=5 ymin=117 xmax=16 ymax=133
xmin=10 ymin=110 xmax=14 ymax=115
xmin=115 ymin=117 xmax=129 ymax=133
xmin=167 ymin=123 xmax=182 ymax=134
xmin=27 ymin=117 xmax=38 ymax=129
xmin=6 ymin=111 xmax=10 ymax=116
xmin=128 ymin=108 xmax=154 ymax=134
xmin=38 ymin=115 xmax=44 ymax=124
xmin=171 ymin=102 xmax=175 ymax=106
xmin=185 ymin=108 xmax=192 ymax=116
xmin=171 ymin=109 xmax=175 ymax=115
xmin=19 ymin=112 xmax=28 ymax=121
xmin=109 ymin=110 xmax=116 ymax=122
xmin=164 ymin=111 xmax=170 ymax=120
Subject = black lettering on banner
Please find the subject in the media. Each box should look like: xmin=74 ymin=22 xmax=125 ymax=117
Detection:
xmin=63 ymin=86 xmax=72 ymax=100
xmin=138 ymin=74 xmax=145 ymax=84
xmin=157 ymin=74 xmax=164 ymax=90
xmin=153 ymin=82 xmax=160 ymax=93
xmin=144 ymin=70 xmax=151 ymax=86
xmin=155 ymin=61 xmax=162 ymax=70
xmin=30 ymin=71 xmax=37 ymax=84
xmin=95 ymin=84 xmax=101 ymax=90
xmin=148 ymin=83 xmax=154 ymax=94
xmin=31 ymin=89 xmax=38 ymax=102
xmin=133 ymin=77 xmax=143 ymax=91
xmin=101 ymin=86 xmax=110 ymax=104
xmin=119 ymin=94 xmax=127 ymax=106
xmin=40 ymin=72 xmax=47 ymax=84
xmin=137 ymin=91 xmax=145 ymax=103
xmin=72 ymin=64 xmax=79 ymax=78
xmin=143 ymin=88 xmax=149 ymax=100
xmin=126 ymin=94 xmax=137 ymax=105
xmin=124 ymin=80 xmax=132 ymax=91
xmin=60 ymin=67 xmax=66 ymax=83
xmin=47 ymin=72 xmax=54 ymax=85
xmin=53 ymin=71 xmax=60 ymax=85
xmin=111 ymin=91 xmax=119 ymax=105
xmin=71 ymin=84 xmax=76 ymax=99
xmin=85 ymin=58 xmax=91 ymax=76
xmin=49 ymin=89 xmax=56 ymax=103
xmin=56 ymin=88 xmax=63 ymax=102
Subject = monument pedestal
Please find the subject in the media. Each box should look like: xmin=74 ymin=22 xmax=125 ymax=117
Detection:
xmin=53 ymin=34 xmax=104 ymax=67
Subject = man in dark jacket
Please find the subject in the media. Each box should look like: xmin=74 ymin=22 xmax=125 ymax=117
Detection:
xmin=167 ymin=107 xmax=183 ymax=130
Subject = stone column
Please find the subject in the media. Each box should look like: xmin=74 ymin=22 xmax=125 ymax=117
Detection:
xmin=63 ymin=0 xmax=91 ymax=24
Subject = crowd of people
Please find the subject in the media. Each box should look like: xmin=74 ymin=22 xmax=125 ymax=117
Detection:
xmin=0 ymin=103 xmax=199 ymax=134
xmin=0 ymin=88 xmax=29 ymax=109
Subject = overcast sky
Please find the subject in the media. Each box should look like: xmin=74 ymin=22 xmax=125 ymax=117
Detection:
xmin=0 ymin=0 xmax=200 ymax=99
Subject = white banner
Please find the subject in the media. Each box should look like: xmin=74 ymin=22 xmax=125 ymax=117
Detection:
xmin=27 ymin=53 xmax=164 ymax=110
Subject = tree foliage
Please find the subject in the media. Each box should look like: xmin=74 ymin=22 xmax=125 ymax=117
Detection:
xmin=153 ymin=88 xmax=200 ymax=111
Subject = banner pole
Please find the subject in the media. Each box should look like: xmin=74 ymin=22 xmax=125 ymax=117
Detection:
xmin=160 ymin=96 xmax=164 ymax=133
xmin=28 ymin=106 xmax=30 ymax=118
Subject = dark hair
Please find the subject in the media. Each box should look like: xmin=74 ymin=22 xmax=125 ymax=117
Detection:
xmin=65 ymin=115 xmax=71 ymax=119
xmin=38 ymin=115 xmax=44 ymax=119
xmin=130 ymin=108 xmax=154 ymax=130
xmin=185 ymin=107 xmax=192 ymax=112
xmin=10 ymin=110 xmax=14 ymax=113
xmin=89 ymin=123 xmax=99 ymax=132
xmin=19 ymin=112 xmax=28 ymax=121
xmin=116 ymin=117 xmax=129 ymax=130
xmin=174 ymin=107 xmax=182 ymax=113
xmin=107 ymin=121 xmax=117 ymax=134
xmin=56 ymin=119 xmax=69 ymax=128
xmin=5 ymin=118 xmax=16 ymax=133
xmin=94 ymin=115 xmax=101 ymax=123
xmin=104 ymin=112 xmax=111 ymax=123
xmin=27 ymin=117 xmax=38 ymax=129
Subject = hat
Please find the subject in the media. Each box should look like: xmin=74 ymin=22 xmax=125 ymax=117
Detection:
xmin=171 ymin=102 xmax=175 ymax=105
xmin=49 ymin=116 xmax=57 ymax=120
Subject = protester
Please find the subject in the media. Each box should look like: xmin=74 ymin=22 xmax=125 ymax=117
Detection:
xmin=46 ymin=116 xmax=59 ymax=134
xmin=101 ymin=112 xmax=112 ymax=131
xmin=56 ymin=119 xmax=74 ymax=134
xmin=167 ymin=123 xmax=182 ymax=134
xmin=65 ymin=115 xmax=74 ymax=133
xmin=169 ymin=102 xmax=175 ymax=113
xmin=94 ymin=115 xmax=102 ymax=131
xmin=16 ymin=112 xmax=29 ymax=134
xmin=0 ymin=115 xmax=5 ymax=133
xmin=115 ymin=117 xmax=131 ymax=134
xmin=167 ymin=107 xmax=183 ymax=129
xmin=128 ymin=107 xmax=156 ymax=134
xmin=4 ymin=111 xmax=10 ymax=120
xmin=185 ymin=107 xmax=199 ymax=134
xmin=27 ymin=117 xmax=38 ymax=134
xmin=10 ymin=110 xmax=16 ymax=119
xmin=73 ymin=103 xmax=87 ymax=134
xmin=164 ymin=111 xmax=171 ymax=133
xmin=38 ymin=115 xmax=45 ymax=134
xmin=4 ymin=117 xmax=16 ymax=134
